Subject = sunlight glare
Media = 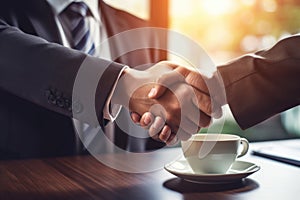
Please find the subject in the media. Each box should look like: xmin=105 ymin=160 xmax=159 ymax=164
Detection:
xmin=202 ymin=0 xmax=237 ymax=16
xmin=261 ymin=0 xmax=277 ymax=12
xmin=241 ymin=0 xmax=256 ymax=6
xmin=170 ymin=0 xmax=196 ymax=17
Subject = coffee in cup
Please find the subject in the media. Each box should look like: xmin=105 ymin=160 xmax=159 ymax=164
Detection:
xmin=181 ymin=134 xmax=249 ymax=174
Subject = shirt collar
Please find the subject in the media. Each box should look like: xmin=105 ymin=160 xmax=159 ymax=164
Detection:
xmin=47 ymin=0 xmax=100 ymax=22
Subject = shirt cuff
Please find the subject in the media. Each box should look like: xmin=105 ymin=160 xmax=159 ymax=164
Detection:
xmin=103 ymin=65 xmax=129 ymax=121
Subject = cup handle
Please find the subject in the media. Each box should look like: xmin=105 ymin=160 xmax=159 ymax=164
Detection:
xmin=237 ymin=138 xmax=249 ymax=158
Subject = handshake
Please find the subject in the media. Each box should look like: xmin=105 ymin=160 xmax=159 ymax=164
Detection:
xmin=111 ymin=61 xmax=227 ymax=146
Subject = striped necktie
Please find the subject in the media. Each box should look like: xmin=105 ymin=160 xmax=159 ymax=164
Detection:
xmin=63 ymin=2 xmax=95 ymax=55
xmin=62 ymin=2 xmax=99 ymax=153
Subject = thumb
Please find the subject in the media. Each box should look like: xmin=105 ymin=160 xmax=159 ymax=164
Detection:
xmin=148 ymin=70 xmax=185 ymax=99
xmin=148 ymin=85 xmax=167 ymax=99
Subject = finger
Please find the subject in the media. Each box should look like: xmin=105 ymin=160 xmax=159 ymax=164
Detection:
xmin=158 ymin=125 xmax=172 ymax=142
xmin=186 ymin=70 xmax=224 ymax=118
xmin=190 ymin=88 xmax=223 ymax=119
xmin=211 ymin=100 xmax=223 ymax=119
xmin=140 ymin=112 xmax=155 ymax=128
xmin=148 ymin=70 xmax=185 ymax=99
xmin=130 ymin=112 xmax=141 ymax=124
xmin=176 ymin=67 xmax=217 ymax=117
xmin=183 ymin=69 xmax=209 ymax=94
xmin=149 ymin=116 xmax=165 ymax=138
xmin=191 ymin=89 xmax=212 ymax=116
xmin=180 ymin=93 xmax=212 ymax=128
xmin=166 ymin=134 xmax=178 ymax=146
xmin=188 ymin=110 xmax=212 ymax=130
xmin=174 ymin=66 xmax=195 ymax=78
xmin=176 ymin=128 xmax=193 ymax=141
xmin=180 ymin=116 xmax=200 ymax=135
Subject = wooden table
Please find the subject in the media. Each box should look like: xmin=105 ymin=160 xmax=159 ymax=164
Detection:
xmin=0 ymin=139 xmax=299 ymax=200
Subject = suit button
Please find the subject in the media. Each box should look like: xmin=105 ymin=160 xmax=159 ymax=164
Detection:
xmin=48 ymin=94 xmax=57 ymax=105
xmin=72 ymin=101 xmax=83 ymax=113
xmin=56 ymin=98 xmax=64 ymax=108
xmin=45 ymin=90 xmax=51 ymax=97
xmin=64 ymin=99 xmax=72 ymax=111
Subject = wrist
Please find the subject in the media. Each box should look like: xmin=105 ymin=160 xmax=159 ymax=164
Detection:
xmin=111 ymin=68 xmax=147 ymax=109
xmin=111 ymin=68 xmax=130 ymax=107
xmin=212 ymin=70 xmax=227 ymax=106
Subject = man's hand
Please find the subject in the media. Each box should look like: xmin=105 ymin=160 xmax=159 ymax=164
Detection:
xmin=131 ymin=112 xmax=177 ymax=145
xmin=130 ymin=81 xmax=211 ymax=140
xmin=130 ymin=61 xmax=227 ymax=144
xmin=147 ymin=62 xmax=224 ymax=118
xmin=112 ymin=61 xmax=213 ymax=143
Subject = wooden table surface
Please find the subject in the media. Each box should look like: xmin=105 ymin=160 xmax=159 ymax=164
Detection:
xmin=0 ymin=139 xmax=299 ymax=200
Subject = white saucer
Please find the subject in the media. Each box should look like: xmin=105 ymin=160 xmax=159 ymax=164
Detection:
xmin=164 ymin=157 xmax=260 ymax=184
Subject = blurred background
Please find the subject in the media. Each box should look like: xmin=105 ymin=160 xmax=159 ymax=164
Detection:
xmin=104 ymin=0 xmax=300 ymax=142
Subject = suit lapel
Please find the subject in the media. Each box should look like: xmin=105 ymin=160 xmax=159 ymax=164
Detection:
xmin=26 ymin=0 xmax=62 ymax=44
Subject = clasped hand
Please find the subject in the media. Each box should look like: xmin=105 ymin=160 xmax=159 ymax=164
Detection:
xmin=112 ymin=61 xmax=224 ymax=145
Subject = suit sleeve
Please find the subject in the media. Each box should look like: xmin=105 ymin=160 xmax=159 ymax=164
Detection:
xmin=0 ymin=19 xmax=125 ymax=127
xmin=217 ymin=35 xmax=300 ymax=129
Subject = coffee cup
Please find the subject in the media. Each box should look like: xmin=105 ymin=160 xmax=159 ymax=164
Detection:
xmin=181 ymin=134 xmax=249 ymax=174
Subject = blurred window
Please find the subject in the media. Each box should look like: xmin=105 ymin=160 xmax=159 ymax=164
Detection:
xmin=169 ymin=0 xmax=300 ymax=140
xmin=104 ymin=0 xmax=300 ymax=140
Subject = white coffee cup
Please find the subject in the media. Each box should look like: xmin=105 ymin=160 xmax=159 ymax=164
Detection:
xmin=181 ymin=134 xmax=249 ymax=174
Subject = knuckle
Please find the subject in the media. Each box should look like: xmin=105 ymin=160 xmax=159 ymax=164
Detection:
xmin=204 ymin=100 xmax=212 ymax=114
xmin=181 ymin=86 xmax=193 ymax=97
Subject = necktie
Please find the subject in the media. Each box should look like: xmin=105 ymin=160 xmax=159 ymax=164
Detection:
xmin=62 ymin=2 xmax=98 ymax=153
xmin=62 ymin=2 xmax=141 ymax=153
xmin=63 ymin=2 xmax=95 ymax=55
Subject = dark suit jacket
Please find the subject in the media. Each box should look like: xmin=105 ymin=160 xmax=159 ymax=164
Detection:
xmin=0 ymin=0 xmax=165 ymax=159
xmin=218 ymin=36 xmax=300 ymax=129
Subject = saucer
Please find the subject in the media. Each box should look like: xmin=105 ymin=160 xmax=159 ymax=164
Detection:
xmin=164 ymin=157 xmax=260 ymax=184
